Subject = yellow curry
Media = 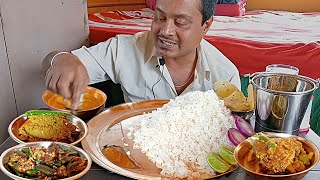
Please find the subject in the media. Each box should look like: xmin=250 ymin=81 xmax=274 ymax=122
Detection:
xmin=245 ymin=134 xmax=314 ymax=175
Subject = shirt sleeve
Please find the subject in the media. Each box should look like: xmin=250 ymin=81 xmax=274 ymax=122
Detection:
xmin=71 ymin=37 xmax=120 ymax=84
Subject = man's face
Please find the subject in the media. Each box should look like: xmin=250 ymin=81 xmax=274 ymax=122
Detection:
xmin=151 ymin=0 xmax=209 ymax=59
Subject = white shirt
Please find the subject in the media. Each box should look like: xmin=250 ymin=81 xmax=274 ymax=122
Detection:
xmin=72 ymin=31 xmax=240 ymax=102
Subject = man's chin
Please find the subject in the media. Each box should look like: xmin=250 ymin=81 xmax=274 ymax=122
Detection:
xmin=157 ymin=47 xmax=178 ymax=59
xmin=158 ymin=52 xmax=177 ymax=59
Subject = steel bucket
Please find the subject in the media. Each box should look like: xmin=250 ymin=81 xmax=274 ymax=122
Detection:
xmin=251 ymin=73 xmax=318 ymax=135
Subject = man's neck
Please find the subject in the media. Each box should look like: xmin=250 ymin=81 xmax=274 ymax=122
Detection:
xmin=164 ymin=50 xmax=197 ymax=69
xmin=164 ymin=50 xmax=198 ymax=95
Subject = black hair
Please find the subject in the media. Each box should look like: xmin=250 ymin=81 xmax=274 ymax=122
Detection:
xmin=199 ymin=0 xmax=218 ymax=25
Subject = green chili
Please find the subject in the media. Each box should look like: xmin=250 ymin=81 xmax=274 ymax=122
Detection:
xmin=54 ymin=162 xmax=62 ymax=167
xmin=25 ymin=110 xmax=71 ymax=117
xmin=21 ymin=147 xmax=31 ymax=157
xmin=26 ymin=169 xmax=39 ymax=175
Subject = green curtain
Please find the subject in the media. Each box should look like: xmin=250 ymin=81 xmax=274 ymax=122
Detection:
xmin=310 ymin=88 xmax=320 ymax=136
xmin=240 ymin=76 xmax=249 ymax=97
xmin=240 ymin=76 xmax=320 ymax=136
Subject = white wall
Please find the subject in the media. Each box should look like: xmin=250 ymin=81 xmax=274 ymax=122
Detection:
xmin=0 ymin=10 xmax=17 ymax=143
xmin=0 ymin=0 xmax=89 ymax=142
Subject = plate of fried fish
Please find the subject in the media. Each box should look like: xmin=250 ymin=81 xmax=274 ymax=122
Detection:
xmin=8 ymin=110 xmax=88 ymax=145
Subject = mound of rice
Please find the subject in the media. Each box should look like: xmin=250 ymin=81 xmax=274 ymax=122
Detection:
xmin=128 ymin=90 xmax=235 ymax=179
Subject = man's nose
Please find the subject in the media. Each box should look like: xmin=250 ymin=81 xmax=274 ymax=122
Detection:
xmin=161 ymin=20 xmax=175 ymax=36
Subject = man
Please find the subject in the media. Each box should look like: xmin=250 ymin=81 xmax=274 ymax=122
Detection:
xmin=42 ymin=0 xmax=240 ymax=109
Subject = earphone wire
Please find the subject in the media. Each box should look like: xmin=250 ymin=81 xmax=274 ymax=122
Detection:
xmin=152 ymin=65 xmax=165 ymax=100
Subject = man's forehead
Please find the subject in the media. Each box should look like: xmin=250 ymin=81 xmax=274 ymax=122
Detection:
xmin=156 ymin=0 xmax=201 ymax=16
xmin=155 ymin=7 xmax=194 ymax=19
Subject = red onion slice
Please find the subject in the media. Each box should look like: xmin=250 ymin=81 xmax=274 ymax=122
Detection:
xmin=234 ymin=115 xmax=255 ymax=138
xmin=228 ymin=128 xmax=246 ymax=146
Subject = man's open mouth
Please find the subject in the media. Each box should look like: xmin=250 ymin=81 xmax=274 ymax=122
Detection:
xmin=158 ymin=37 xmax=177 ymax=47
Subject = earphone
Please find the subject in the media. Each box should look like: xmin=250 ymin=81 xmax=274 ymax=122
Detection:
xmin=152 ymin=57 xmax=166 ymax=99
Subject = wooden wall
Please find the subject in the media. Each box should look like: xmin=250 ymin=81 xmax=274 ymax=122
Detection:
xmin=246 ymin=0 xmax=320 ymax=12
xmin=87 ymin=0 xmax=146 ymax=13
xmin=88 ymin=0 xmax=320 ymax=13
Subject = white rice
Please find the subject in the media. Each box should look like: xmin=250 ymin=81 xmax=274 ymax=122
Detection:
xmin=128 ymin=90 xmax=235 ymax=179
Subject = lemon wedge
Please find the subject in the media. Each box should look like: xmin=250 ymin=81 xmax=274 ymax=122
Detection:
xmin=207 ymin=153 xmax=231 ymax=173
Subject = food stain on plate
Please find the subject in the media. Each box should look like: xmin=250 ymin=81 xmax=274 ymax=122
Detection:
xmin=98 ymin=118 xmax=160 ymax=175
xmin=102 ymin=145 xmax=141 ymax=169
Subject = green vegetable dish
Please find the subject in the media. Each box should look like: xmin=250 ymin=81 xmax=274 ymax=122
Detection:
xmin=4 ymin=143 xmax=87 ymax=179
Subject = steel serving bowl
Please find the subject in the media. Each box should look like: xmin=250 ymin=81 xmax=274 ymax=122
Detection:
xmin=8 ymin=112 xmax=88 ymax=145
xmin=42 ymin=86 xmax=107 ymax=121
xmin=232 ymin=110 xmax=255 ymax=121
xmin=234 ymin=132 xmax=320 ymax=180
xmin=0 ymin=141 xmax=92 ymax=180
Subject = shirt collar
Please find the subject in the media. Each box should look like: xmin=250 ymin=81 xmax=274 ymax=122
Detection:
xmin=196 ymin=41 xmax=211 ymax=80
xmin=144 ymin=32 xmax=161 ymax=65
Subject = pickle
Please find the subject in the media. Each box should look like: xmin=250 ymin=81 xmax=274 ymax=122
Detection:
xmin=207 ymin=153 xmax=231 ymax=173
xmin=218 ymin=146 xmax=237 ymax=165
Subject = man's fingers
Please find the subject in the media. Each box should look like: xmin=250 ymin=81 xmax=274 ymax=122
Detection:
xmin=44 ymin=54 xmax=89 ymax=110
xmin=56 ymin=77 xmax=73 ymax=99
xmin=70 ymin=85 xmax=84 ymax=110
xmin=47 ymin=72 xmax=61 ymax=93
xmin=45 ymin=68 xmax=53 ymax=89
xmin=46 ymin=67 xmax=74 ymax=99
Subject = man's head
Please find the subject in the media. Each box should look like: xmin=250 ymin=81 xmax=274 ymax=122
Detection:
xmin=151 ymin=0 xmax=217 ymax=60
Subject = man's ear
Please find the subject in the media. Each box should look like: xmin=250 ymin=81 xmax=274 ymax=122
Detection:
xmin=202 ymin=16 xmax=213 ymax=35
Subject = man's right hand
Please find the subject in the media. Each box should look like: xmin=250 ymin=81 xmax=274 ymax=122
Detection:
xmin=42 ymin=52 xmax=90 ymax=110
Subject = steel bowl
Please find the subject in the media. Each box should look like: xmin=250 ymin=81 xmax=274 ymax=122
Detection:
xmin=8 ymin=112 xmax=88 ymax=145
xmin=0 ymin=141 xmax=92 ymax=180
xmin=232 ymin=110 xmax=255 ymax=121
xmin=234 ymin=132 xmax=320 ymax=180
xmin=42 ymin=86 xmax=107 ymax=121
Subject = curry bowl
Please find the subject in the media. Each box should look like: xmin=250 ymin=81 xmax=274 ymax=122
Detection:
xmin=0 ymin=141 xmax=92 ymax=180
xmin=42 ymin=86 xmax=107 ymax=120
xmin=8 ymin=110 xmax=88 ymax=145
xmin=234 ymin=132 xmax=319 ymax=180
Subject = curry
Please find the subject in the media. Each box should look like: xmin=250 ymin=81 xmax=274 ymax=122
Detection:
xmin=102 ymin=145 xmax=140 ymax=169
xmin=244 ymin=133 xmax=314 ymax=175
xmin=47 ymin=93 xmax=100 ymax=111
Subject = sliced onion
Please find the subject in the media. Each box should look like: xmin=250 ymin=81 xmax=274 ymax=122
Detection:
xmin=228 ymin=128 xmax=246 ymax=146
xmin=234 ymin=115 xmax=255 ymax=138
xmin=299 ymin=127 xmax=310 ymax=134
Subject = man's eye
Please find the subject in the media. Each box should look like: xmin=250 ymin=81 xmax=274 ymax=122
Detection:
xmin=158 ymin=16 xmax=166 ymax=21
xmin=155 ymin=14 xmax=166 ymax=21
xmin=176 ymin=19 xmax=188 ymax=26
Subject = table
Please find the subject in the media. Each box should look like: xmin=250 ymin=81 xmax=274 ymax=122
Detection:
xmin=1 ymin=131 xmax=319 ymax=180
